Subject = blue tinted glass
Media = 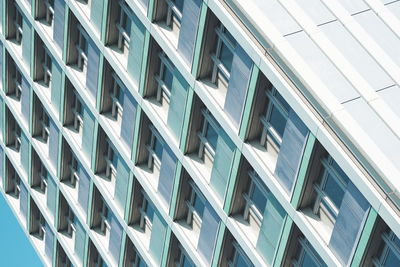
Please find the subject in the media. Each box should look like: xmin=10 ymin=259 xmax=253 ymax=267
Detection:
xmin=162 ymin=67 xmax=174 ymax=91
xmin=182 ymin=255 xmax=194 ymax=267
xmin=269 ymin=105 xmax=287 ymax=138
xmin=275 ymin=91 xmax=290 ymax=112
xmin=250 ymin=185 xmax=267 ymax=214
xmin=124 ymin=13 xmax=132 ymax=34
xmin=331 ymin=160 xmax=349 ymax=185
xmin=219 ymin=43 xmax=234 ymax=71
xmin=384 ymin=250 xmax=400 ymax=267
xmin=224 ymin=29 xmax=237 ymax=46
xmin=324 ymin=174 xmax=345 ymax=209
xmin=394 ymin=235 xmax=400 ymax=248
xmin=193 ymin=194 xmax=205 ymax=217
xmin=205 ymin=123 xmax=218 ymax=151
xmin=145 ymin=201 xmax=155 ymax=222
xmin=112 ymin=150 xmax=119 ymax=169
xmin=118 ymin=87 xmax=125 ymax=106
xmin=301 ymin=252 xmax=319 ymax=267
xmin=139 ymin=258 xmax=147 ymax=267
xmin=174 ymin=0 xmax=184 ymax=12
xmin=154 ymin=138 xmax=163 ymax=160
xmin=235 ymin=252 xmax=250 ymax=267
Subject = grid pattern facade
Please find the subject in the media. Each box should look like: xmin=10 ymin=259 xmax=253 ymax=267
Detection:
xmin=0 ymin=0 xmax=399 ymax=267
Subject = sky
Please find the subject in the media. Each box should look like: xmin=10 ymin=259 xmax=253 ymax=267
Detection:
xmin=0 ymin=193 xmax=43 ymax=267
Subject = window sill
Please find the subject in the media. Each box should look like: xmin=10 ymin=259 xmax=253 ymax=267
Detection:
xmin=176 ymin=219 xmax=201 ymax=248
xmin=245 ymin=140 xmax=278 ymax=174
xmin=145 ymin=97 xmax=169 ymax=125
xmin=201 ymin=79 xmax=228 ymax=111
xmin=130 ymin=224 xmax=151 ymax=250
xmin=156 ymin=22 xmax=179 ymax=49
xmin=232 ymin=214 xmax=260 ymax=247
xmin=186 ymin=154 xmax=213 ymax=184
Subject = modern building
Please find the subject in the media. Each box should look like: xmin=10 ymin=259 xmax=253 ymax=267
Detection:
xmin=0 ymin=0 xmax=400 ymax=266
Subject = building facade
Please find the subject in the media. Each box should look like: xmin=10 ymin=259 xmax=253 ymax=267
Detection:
xmin=0 ymin=0 xmax=399 ymax=266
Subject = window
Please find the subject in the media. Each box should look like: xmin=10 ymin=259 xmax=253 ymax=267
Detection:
xmin=66 ymin=206 xmax=76 ymax=237
xmin=197 ymin=109 xmax=219 ymax=163
xmin=139 ymin=193 xmax=155 ymax=231
xmin=146 ymin=126 xmax=163 ymax=172
xmin=117 ymin=1 xmax=132 ymax=53
xmin=43 ymin=0 xmax=55 ymax=25
xmin=36 ymin=213 xmax=46 ymax=239
xmin=72 ymin=90 xmax=84 ymax=134
xmin=76 ymin=26 xmax=88 ymax=73
xmin=99 ymin=200 xmax=111 ymax=236
xmin=228 ymin=242 xmax=252 ymax=267
xmin=374 ymin=231 xmax=400 ymax=267
xmin=12 ymin=67 xmax=22 ymax=100
xmin=104 ymin=139 xmax=118 ymax=181
xmin=155 ymin=53 xmax=173 ymax=105
xmin=40 ymin=109 xmax=50 ymax=142
xmin=68 ymin=154 xmax=79 ymax=187
xmin=313 ymin=155 xmax=349 ymax=223
xmin=165 ymin=0 xmax=184 ymax=34
xmin=10 ymin=171 xmax=21 ymax=197
xmin=211 ymin=24 xmax=236 ymax=89
xmin=243 ymin=171 xmax=267 ymax=224
xmin=293 ymin=238 xmax=325 ymax=267
xmin=260 ymin=86 xmax=290 ymax=151
xmin=14 ymin=6 xmax=23 ymax=44
xmin=186 ymin=181 xmax=205 ymax=226
xmin=12 ymin=122 xmax=22 ymax=151
xmin=39 ymin=163 xmax=48 ymax=193
xmin=42 ymin=49 xmax=52 ymax=87
xmin=110 ymin=73 xmax=124 ymax=122
xmin=176 ymin=245 xmax=194 ymax=267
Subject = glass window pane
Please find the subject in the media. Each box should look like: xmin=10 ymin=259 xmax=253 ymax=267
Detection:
xmin=235 ymin=252 xmax=250 ymax=267
xmin=269 ymin=106 xmax=287 ymax=138
xmin=323 ymin=174 xmax=345 ymax=209
xmin=145 ymin=201 xmax=155 ymax=222
xmin=275 ymin=91 xmax=290 ymax=112
xmin=193 ymin=195 xmax=205 ymax=217
xmin=205 ymin=123 xmax=218 ymax=151
xmin=384 ymin=250 xmax=400 ymax=267
xmin=331 ymin=160 xmax=349 ymax=185
xmin=301 ymin=252 xmax=320 ymax=267
xmin=162 ymin=67 xmax=174 ymax=91
xmin=251 ymin=185 xmax=267 ymax=214
xmin=219 ymin=43 xmax=234 ymax=71
xmin=174 ymin=0 xmax=184 ymax=12
xmin=154 ymin=139 xmax=163 ymax=160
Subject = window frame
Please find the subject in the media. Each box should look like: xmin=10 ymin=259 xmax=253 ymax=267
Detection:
xmin=68 ymin=153 xmax=79 ymax=187
xmin=104 ymin=138 xmax=117 ymax=181
xmin=40 ymin=108 xmax=50 ymax=142
xmin=72 ymin=90 xmax=84 ymax=135
xmin=197 ymin=109 xmax=219 ymax=161
xmin=228 ymin=241 xmax=252 ymax=267
xmin=211 ymin=24 xmax=236 ymax=86
xmin=42 ymin=48 xmax=53 ymax=87
xmin=43 ymin=0 xmax=55 ymax=26
xmin=139 ymin=192 xmax=154 ymax=232
xmin=313 ymin=156 xmax=349 ymax=223
xmin=293 ymin=238 xmax=325 ymax=267
xmin=76 ymin=25 xmax=88 ymax=73
xmin=11 ymin=171 xmax=21 ymax=197
xmin=13 ymin=122 xmax=22 ymax=152
xmin=39 ymin=163 xmax=48 ymax=193
xmin=260 ymin=86 xmax=289 ymax=150
xmin=185 ymin=181 xmax=205 ymax=226
xmin=243 ymin=171 xmax=268 ymax=224
xmin=14 ymin=5 xmax=23 ymax=44
xmin=110 ymin=73 xmax=124 ymax=122
xmin=116 ymin=0 xmax=132 ymax=52
xmin=66 ymin=206 xmax=76 ymax=238
xmin=99 ymin=200 xmax=111 ymax=236
xmin=155 ymin=52 xmax=173 ymax=105
xmin=13 ymin=67 xmax=23 ymax=100
xmin=146 ymin=125 xmax=163 ymax=172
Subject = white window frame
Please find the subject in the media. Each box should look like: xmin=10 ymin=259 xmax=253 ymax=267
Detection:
xmin=43 ymin=0 xmax=55 ymax=26
xmin=165 ymin=0 xmax=183 ymax=31
xmin=37 ymin=213 xmax=46 ymax=240
xmin=146 ymin=125 xmax=163 ymax=171
xmin=76 ymin=25 xmax=88 ymax=73
xmin=72 ymin=90 xmax=84 ymax=134
xmin=228 ymin=241 xmax=252 ymax=267
xmin=11 ymin=171 xmax=21 ymax=197
xmin=13 ymin=123 xmax=22 ymax=152
xmin=42 ymin=48 xmax=52 ymax=87
xmin=110 ymin=73 xmax=124 ymax=122
xmin=211 ymin=24 xmax=236 ymax=85
xmin=39 ymin=163 xmax=48 ymax=193
xmin=313 ymin=156 xmax=348 ymax=223
xmin=104 ymin=138 xmax=117 ymax=181
xmin=66 ymin=206 xmax=76 ymax=238
xmin=40 ymin=109 xmax=50 ymax=142
xmin=116 ymin=0 xmax=131 ymax=52
xmin=197 ymin=109 xmax=219 ymax=161
xmin=155 ymin=52 xmax=173 ymax=105
xmin=99 ymin=200 xmax=111 ymax=236
xmin=243 ymin=171 xmax=268 ymax=224
xmin=293 ymin=238 xmax=325 ymax=267
xmin=14 ymin=5 xmax=23 ymax=44
xmin=373 ymin=231 xmax=400 ymax=267
xmin=185 ymin=181 xmax=205 ymax=226
xmin=68 ymin=154 xmax=79 ymax=187
xmin=139 ymin=193 xmax=153 ymax=231
xmin=260 ymin=86 xmax=289 ymax=149
xmin=13 ymin=68 xmax=22 ymax=100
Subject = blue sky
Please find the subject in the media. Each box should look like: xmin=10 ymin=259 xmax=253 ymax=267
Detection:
xmin=0 ymin=193 xmax=43 ymax=267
